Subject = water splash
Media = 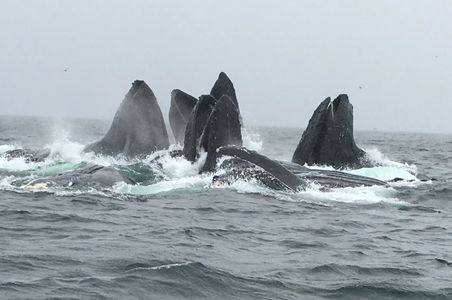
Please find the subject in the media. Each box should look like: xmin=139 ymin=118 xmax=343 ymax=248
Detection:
xmin=242 ymin=127 xmax=263 ymax=151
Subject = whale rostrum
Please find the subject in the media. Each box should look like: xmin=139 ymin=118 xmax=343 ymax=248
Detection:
xmin=183 ymin=95 xmax=217 ymax=162
xmin=199 ymin=95 xmax=242 ymax=173
xmin=169 ymin=89 xmax=198 ymax=144
xmin=292 ymin=94 xmax=368 ymax=169
xmin=84 ymin=80 xmax=169 ymax=158
xmin=210 ymin=72 xmax=239 ymax=111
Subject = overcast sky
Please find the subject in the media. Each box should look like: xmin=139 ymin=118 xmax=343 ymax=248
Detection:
xmin=0 ymin=0 xmax=451 ymax=133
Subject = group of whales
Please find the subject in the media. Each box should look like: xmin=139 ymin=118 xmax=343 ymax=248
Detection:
xmin=5 ymin=72 xmax=404 ymax=191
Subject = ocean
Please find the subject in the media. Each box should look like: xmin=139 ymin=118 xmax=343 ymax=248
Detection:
xmin=1 ymin=115 xmax=451 ymax=300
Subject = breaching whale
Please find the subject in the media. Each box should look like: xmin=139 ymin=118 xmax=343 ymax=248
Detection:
xmin=292 ymin=94 xmax=368 ymax=169
xmin=169 ymin=89 xmax=198 ymax=144
xmin=84 ymin=80 xmax=169 ymax=158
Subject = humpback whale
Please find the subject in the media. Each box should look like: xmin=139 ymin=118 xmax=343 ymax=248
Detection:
xmin=16 ymin=164 xmax=134 ymax=189
xmin=169 ymin=89 xmax=198 ymax=144
xmin=210 ymin=72 xmax=239 ymax=111
xmin=199 ymin=95 xmax=242 ymax=173
xmin=292 ymin=94 xmax=368 ymax=169
xmin=84 ymin=80 xmax=169 ymax=158
xmin=3 ymin=148 xmax=50 ymax=163
xmin=213 ymin=146 xmax=386 ymax=191
xmin=217 ymin=146 xmax=306 ymax=191
xmin=181 ymin=79 xmax=382 ymax=189
xmin=183 ymin=95 xmax=217 ymax=162
xmin=181 ymin=72 xmax=242 ymax=164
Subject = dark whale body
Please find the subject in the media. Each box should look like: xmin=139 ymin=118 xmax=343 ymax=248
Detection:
xmin=169 ymin=89 xmax=198 ymax=144
xmin=279 ymin=161 xmax=386 ymax=188
xmin=199 ymin=95 xmax=242 ymax=173
xmin=210 ymin=72 xmax=239 ymax=111
xmin=183 ymin=95 xmax=217 ymax=162
xmin=17 ymin=164 xmax=133 ymax=189
xmin=292 ymin=94 xmax=367 ymax=169
xmin=182 ymin=72 xmax=242 ymax=167
xmin=217 ymin=146 xmax=305 ymax=191
xmin=214 ymin=146 xmax=386 ymax=191
xmin=3 ymin=148 xmax=50 ymax=163
xmin=84 ymin=80 xmax=169 ymax=158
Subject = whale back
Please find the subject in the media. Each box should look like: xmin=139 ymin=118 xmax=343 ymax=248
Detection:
xmin=169 ymin=89 xmax=198 ymax=144
xmin=84 ymin=80 xmax=169 ymax=158
xmin=19 ymin=164 xmax=133 ymax=189
xmin=292 ymin=94 xmax=366 ymax=169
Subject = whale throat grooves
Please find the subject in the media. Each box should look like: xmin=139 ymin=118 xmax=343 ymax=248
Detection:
xmin=84 ymin=80 xmax=169 ymax=158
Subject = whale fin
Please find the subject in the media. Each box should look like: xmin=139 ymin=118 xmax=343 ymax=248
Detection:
xmin=199 ymin=95 xmax=242 ymax=173
xmin=84 ymin=80 xmax=169 ymax=158
xmin=292 ymin=94 xmax=367 ymax=169
xmin=169 ymin=89 xmax=198 ymax=144
xmin=217 ymin=146 xmax=306 ymax=191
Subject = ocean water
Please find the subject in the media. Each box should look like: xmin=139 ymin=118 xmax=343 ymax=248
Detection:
xmin=1 ymin=115 xmax=452 ymax=300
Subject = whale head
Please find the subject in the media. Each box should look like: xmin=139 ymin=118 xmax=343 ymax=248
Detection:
xmin=292 ymin=94 xmax=367 ymax=169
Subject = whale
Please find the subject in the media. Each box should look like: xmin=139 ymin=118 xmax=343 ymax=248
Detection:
xmin=84 ymin=80 xmax=169 ymax=158
xmin=213 ymin=146 xmax=386 ymax=191
xmin=216 ymin=146 xmax=306 ymax=191
xmin=169 ymin=89 xmax=198 ymax=144
xmin=210 ymin=72 xmax=239 ymax=112
xmin=3 ymin=148 xmax=50 ymax=163
xmin=15 ymin=164 xmax=134 ymax=190
xmin=183 ymin=95 xmax=217 ymax=162
xmin=182 ymin=72 xmax=242 ymax=164
xmin=292 ymin=94 xmax=368 ymax=169
xmin=199 ymin=95 xmax=242 ymax=173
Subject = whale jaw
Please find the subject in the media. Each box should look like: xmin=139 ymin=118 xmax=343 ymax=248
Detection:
xmin=292 ymin=94 xmax=367 ymax=169
xmin=84 ymin=80 xmax=169 ymax=158
xmin=199 ymin=95 xmax=242 ymax=173
xmin=169 ymin=89 xmax=198 ymax=144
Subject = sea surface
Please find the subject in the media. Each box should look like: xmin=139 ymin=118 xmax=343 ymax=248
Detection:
xmin=1 ymin=115 xmax=452 ymax=300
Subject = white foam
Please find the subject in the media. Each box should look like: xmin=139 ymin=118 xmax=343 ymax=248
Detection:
xmin=242 ymin=127 xmax=263 ymax=151
xmin=0 ymin=144 xmax=16 ymax=154
xmin=0 ymin=135 xmax=419 ymax=205
xmin=297 ymin=184 xmax=406 ymax=205
xmin=0 ymin=154 xmax=43 ymax=171
xmin=301 ymin=148 xmax=419 ymax=184
xmin=227 ymin=178 xmax=292 ymax=200
xmin=364 ymin=148 xmax=417 ymax=172
xmin=347 ymin=166 xmax=417 ymax=182
xmin=146 ymin=149 xmax=200 ymax=179
xmin=113 ymin=175 xmax=211 ymax=195
xmin=0 ymin=176 xmax=15 ymax=190
xmin=125 ymin=261 xmax=193 ymax=272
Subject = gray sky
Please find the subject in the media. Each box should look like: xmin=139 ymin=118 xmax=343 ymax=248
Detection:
xmin=1 ymin=0 xmax=451 ymax=133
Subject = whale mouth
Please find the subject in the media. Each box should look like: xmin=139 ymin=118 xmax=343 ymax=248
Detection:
xmin=328 ymin=94 xmax=349 ymax=120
